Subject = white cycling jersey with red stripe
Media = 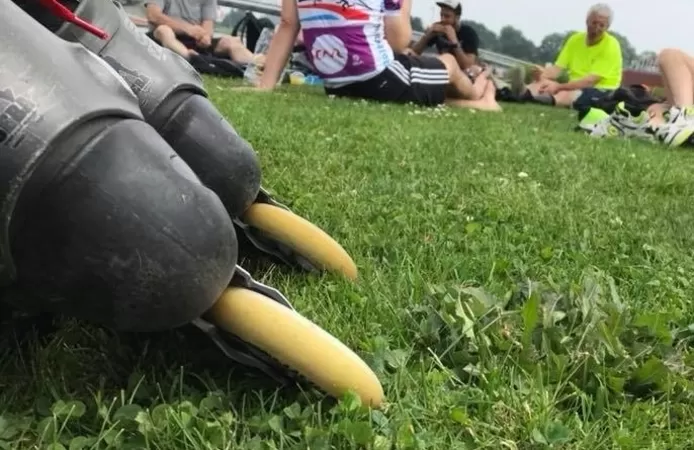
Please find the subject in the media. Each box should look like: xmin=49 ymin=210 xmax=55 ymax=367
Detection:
xmin=297 ymin=0 xmax=402 ymax=86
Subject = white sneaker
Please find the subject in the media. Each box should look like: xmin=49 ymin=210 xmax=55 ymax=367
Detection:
xmin=588 ymin=102 xmax=656 ymax=141
xmin=653 ymin=121 xmax=694 ymax=147
xmin=664 ymin=105 xmax=694 ymax=126
xmin=588 ymin=102 xmax=694 ymax=147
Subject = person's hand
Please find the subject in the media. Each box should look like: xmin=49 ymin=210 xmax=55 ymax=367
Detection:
xmin=427 ymin=22 xmax=446 ymax=35
xmin=186 ymin=24 xmax=206 ymax=41
xmin=530 ymin=64 xmax=546 ymax=81
xmin=539 ymin=80 xmax=560 ymax=95
xmin=401 ymin=47 xmax=416 ymax=56
xmin=197 ymin=33 xmax=212 ymax=48
xmin=442 ymin=24 xmax=458 ymax=43
xmin=466 ymin=65 xmax=484 ymax=78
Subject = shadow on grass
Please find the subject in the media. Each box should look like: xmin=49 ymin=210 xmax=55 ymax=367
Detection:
xmin=0 ymin=255 xmax=339 ymax=417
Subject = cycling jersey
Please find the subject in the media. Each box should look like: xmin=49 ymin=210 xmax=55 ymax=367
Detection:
xmin=297 ymin=0 xmax=402 ymax=87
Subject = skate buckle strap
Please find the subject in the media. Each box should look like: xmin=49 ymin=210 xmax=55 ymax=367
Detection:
xmin=39 ymin=0 xmax=109 ymax=39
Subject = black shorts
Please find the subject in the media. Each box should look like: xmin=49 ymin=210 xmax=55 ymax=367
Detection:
xmin=146 ymin=30 xmax=221 ymax=54
xmin=324 ymin=53 xmax=449 ymax=107
xmin=571 ymin=87 xmax=614 ymax=111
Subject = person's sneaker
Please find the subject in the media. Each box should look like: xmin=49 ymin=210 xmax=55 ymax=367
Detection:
xmin=583 ymin=102 xmax=694 ymax=148
xmin=576 ymin=107 xmax=610 ymax=133
xmin=664 ymin=105 xmax=694 ymax=126
xmin=586 ymin=101 xmax=656 ymax=141
xmin=652 ymin=120 xmax=694 ymax=147
xmin=647 ymin=104 xmax=694 ymax=147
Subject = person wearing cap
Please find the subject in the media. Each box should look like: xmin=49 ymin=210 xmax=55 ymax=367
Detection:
xmin=507 ymin=3 xmax=623 ymax=110
xmin=409 ymin=0 xmax=480 ymax=72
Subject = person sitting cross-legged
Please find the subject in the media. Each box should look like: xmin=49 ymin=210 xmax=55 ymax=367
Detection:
xmin=255 ymin=0 xmax=501 ymax=111
xmin=508 ymin=3 xmax=623 ymax=110
xmin=144 ymin=0 xmax=260 ymax=66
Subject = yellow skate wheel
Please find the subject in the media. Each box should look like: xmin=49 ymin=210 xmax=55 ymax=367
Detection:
xmin=241 ymin=203 xmax=358 ymax=280
xmin=208 ymin=287 xmax=384 ymax=408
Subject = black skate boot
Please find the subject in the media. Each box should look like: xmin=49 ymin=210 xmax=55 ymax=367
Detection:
xmin=31 ymin=0 xmax=358 ymax=280
xmin=0 ymin=0 xmax=238 ymax=333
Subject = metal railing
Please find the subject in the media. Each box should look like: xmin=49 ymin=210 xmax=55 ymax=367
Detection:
xmin=218 ymin=0 xmax=282 ymax=16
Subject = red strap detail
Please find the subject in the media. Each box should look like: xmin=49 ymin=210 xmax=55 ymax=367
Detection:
xmin=38 ymin=0 xmax=109 ymax=39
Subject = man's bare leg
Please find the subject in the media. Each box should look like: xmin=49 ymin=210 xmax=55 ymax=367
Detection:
xmin=508 ymin=67 xmax=557 ymax=106
xmin=437 ymin=53 xmax=488 ymax=100
xmin=152 ymin=25 xmax=196 ymax=59
xmin=510 ymin=77 xmax=578 ymax=108
xmin=446 ymin=78 xmax=502 ymax=111
xmin=215 ymin=35 xmax=257 ymax=65
xmin=657 ymin=48 xmax=694 ymax=107
xmin=552 ymin=90 xmax=580 ymax=108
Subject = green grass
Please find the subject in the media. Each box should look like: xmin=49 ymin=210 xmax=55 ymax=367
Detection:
xmin=3 ymin=77 xmax=694 ymax=449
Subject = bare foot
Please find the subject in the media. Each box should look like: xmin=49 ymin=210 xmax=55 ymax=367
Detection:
xmin=445 ymin=81 xmax=502 ymax=111
xmin=230 ymin=86 xmax=273 ymax=93
xmin=445 ymin=97 xmax=502 ymax=112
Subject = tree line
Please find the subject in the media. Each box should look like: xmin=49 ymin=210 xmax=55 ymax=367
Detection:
xmin=411 ymin=17 xmax=656 ymax=68
xmin=214 ymin=8 xmax=656 ymax=69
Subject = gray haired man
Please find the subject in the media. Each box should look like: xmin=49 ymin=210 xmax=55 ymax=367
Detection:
xmin=507 ymin=3 xmax=623 ymax=109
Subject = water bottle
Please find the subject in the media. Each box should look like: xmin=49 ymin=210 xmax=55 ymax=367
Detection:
xmin=305 ymin=75 xmax=323 ymax=86
xmin=244 ymin=27 xmax=285 ymax=86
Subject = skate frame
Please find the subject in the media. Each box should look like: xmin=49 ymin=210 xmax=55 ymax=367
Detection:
xmin=192 ymin=265 xmax=302 ymax=385
xmin=233 ymin=188 xmax=321 ymax=274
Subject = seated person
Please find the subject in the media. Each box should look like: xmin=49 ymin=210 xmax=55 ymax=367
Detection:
xmin=275 ymin=23 xmax=304 ymax=47
xmin=408 ymin=0 xmax=479 ymax=73
xmin=646 ymin=48 xmax=694 ymax=124
xmin=144 ymin=0 xmax=260 ymax=65
xmin=508 ymin=3 xmax=622 ymax=109
xmin=255 ymin=0 xmax=500 ymax=111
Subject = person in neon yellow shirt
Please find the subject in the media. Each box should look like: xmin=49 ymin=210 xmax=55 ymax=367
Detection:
xmin=508 ymin=3 xmax=623 ymax=109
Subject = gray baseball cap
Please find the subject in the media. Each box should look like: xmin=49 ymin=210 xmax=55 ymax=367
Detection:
xmin=435 ymin=0 xmax=462 ymax=13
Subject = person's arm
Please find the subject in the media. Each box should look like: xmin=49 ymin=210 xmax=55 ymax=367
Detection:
xmin=541 ymin=32 xmax=575 ymax=80
xmin=410 ymin=29 xmax=434 ymax=55
xmin=449 ymin=25 xmax=478 ymax=70
xmin=257 ymin=0 xmax=300 ymax=89
xmin=201 ymin=19 xmax=214 ymax=38
xmin=542 ymin=66 xmax=564 ymax=80
xmin=383 ymin=0 xmax=412 ymax=53
xmin=200 ymin=0 xmax=217 ymax=37
xmin=555 ymin=74 xmax=600 ymax=91
xmin=129 ymin=15 xmax=149 ymax=27
xmin=145 ymin=1 xmax=193 ymax=35
xmin=556 ymin=37 xmax=623 ymax=92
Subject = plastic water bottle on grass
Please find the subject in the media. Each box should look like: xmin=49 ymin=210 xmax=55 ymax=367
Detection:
xmin=244 ymin=27 xmax=286 ymax=86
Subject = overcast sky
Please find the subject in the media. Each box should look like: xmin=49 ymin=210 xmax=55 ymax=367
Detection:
xmin=413 ymin=0 xmax=692 ymax=55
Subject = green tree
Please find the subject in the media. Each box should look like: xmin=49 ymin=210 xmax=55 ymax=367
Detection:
xmin=497 ymin=25 xmax=537 ymax=61
xmin=610 ymin=31 xmax=638 ymax=68
xmin=536 ymin=31 xmax=572 ymax=65
xmin=461 ymin=20 xmax=499 ymax=51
